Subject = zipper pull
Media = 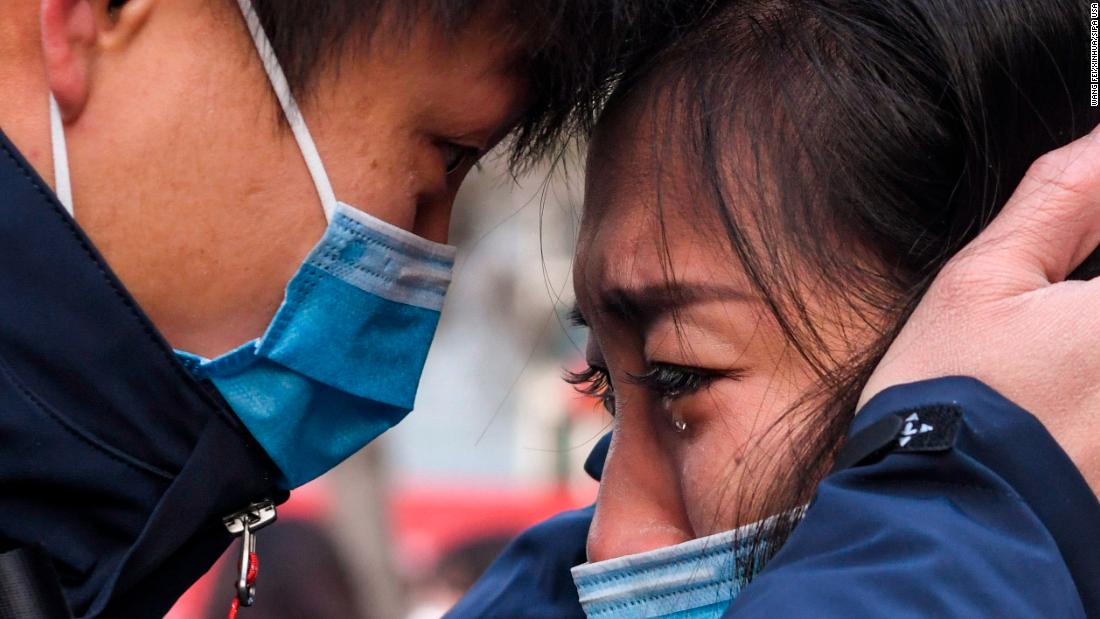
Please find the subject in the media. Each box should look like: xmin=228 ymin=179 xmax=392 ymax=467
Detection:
xmin=222 ymin=500 xmax=277 ymax=616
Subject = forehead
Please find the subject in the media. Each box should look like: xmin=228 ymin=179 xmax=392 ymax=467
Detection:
xmin=403 ymin=18 xmax=528 ymax=110
xmin=367 ymin=6 xmax=527 ymax=88
xmin=317 ymin=7 xmax=530 ymax=139
xmin=575 ymin=90 xmax=744 ymax=307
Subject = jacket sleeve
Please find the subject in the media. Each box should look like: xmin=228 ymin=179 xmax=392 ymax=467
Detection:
xmin=725 ymin=376 xmax=1100 ymax=618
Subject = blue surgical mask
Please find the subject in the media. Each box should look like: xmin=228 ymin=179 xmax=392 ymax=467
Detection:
xmin=174 ymin=202 xmax=454 ymax=488
xmin=47 ymin=0 xmax=456 ymax=489
xmin=571 ymin=512 xmax=801 ymax=619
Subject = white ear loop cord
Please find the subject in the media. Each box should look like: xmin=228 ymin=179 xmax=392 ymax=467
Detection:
xmin=48 ymin=2 xmax=338 ymax=223
xmin=49 ymin=94 xmax=74 ymax=217
xmin=235 ymin=0 xmax=338 ymax=222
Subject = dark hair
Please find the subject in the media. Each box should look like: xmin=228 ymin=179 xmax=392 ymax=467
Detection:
xmin=247 ymin=0 xmax=716 ymax=171
xmin=601 ymin=0 xmax=1098 ymax=575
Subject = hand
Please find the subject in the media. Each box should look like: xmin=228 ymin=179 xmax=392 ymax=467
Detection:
xmin=859 ymin=125 xmax=1100 ymax=494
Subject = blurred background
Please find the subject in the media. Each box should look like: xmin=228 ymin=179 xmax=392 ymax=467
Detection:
xmin=168 ymin=148 xmax=609 ymax=618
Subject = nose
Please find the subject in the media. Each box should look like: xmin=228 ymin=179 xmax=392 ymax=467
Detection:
xmin=586 ymin=417 xmax=694 ymax=562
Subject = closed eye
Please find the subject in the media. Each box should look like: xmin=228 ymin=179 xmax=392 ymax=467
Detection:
xmin=440 ymin=142 xmax=481 ymax=175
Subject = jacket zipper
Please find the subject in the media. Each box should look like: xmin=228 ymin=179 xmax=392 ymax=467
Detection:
xmin=222 ymin=500 xmax=277 ymax=614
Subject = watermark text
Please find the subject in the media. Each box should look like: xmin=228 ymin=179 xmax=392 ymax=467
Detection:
xmin=1091 ymin=3 xmax=1098 ymax=106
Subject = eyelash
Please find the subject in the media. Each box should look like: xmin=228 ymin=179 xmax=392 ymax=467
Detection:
xmin=564 ymin=363 xmax=742 ymax=415
xmin=626 ymin=363 xmax=736 ymax=400
xmin=564 ymin=365 xmax=616 ymax=414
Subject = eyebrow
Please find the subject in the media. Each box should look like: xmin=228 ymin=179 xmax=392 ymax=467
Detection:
xmin=597 ymin=283 xmax=755 ymax=329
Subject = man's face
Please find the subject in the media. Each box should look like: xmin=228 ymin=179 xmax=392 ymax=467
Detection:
xmin=294 ymin=7 xmax=530 ymax=241
xmin=60 ymin=1 xmax=528 ymax=356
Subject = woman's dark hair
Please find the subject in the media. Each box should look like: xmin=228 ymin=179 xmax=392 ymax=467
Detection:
xmin=602 ymin=0 xmax=1098 ymax=576
xmin=247 ymin=0 xmax=715 ymax=171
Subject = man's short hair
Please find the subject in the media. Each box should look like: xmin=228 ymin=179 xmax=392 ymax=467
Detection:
xmin=249 ymin=0 xmax=710 ymax=170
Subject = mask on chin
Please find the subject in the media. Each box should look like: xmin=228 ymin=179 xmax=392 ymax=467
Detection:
xmin=48 ymin=0 xmax=456 ymax=489
xmin=571 ymin=510 xmax=804 ymax=618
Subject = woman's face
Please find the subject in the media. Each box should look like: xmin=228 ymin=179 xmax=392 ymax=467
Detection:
xmin=573 ymin=95 xmax=863 ymax=562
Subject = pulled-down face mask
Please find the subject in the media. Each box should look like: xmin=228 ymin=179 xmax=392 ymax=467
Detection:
xmin=572 ymin=511 xmax=802 ymax=618
xmin=49 ymin=0 xmax=456 ymax=489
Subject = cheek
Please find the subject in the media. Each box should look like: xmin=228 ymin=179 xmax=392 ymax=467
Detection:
xmin=347 ymin=150 xmax=442 ymax=230
xmin=674 ymin=388 xmax=761 ymax=535
xmin=675 ymin=370 xmax=814 ymax=534
xmin=353 ymin=155 xmax=418 ymax=222
xmin=313 ymin=116 xmax=443 ymax=231
xmin=675 ymin=436 xmax=738 ymax=535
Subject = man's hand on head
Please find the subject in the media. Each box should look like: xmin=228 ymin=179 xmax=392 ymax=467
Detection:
xmin=860 ymin=123 xmax=1100 ymax=495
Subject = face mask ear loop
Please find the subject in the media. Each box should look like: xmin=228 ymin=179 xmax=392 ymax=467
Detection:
xmin=235 ymin=0 xmax=338 ymax=222
xmin=49 ymin=94 xmax=74 ymax=217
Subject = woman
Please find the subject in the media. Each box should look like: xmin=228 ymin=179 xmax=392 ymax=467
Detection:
xmin=566 ymin=0 xmax=1100 ymax=615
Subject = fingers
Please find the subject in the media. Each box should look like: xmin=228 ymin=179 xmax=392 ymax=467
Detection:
xmin=962 ymin=124 xmax=1100 ymax=288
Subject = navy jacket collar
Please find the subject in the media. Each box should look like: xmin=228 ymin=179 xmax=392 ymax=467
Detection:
xmin=0 ymin=128 xmax=284 ymax=617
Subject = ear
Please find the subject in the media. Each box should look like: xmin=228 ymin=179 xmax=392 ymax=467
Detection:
xmin=41 ymin=0 xmax=97 ymax=121
xmin=41 ymin=0 xmax=155 ymax=121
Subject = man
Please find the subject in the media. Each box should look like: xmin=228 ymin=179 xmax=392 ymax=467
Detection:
xmin=0 ymin=0 xmax=701 ymax=616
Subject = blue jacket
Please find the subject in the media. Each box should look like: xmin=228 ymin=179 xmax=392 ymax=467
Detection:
xmin=452 ymin=380 xmax=1100 ymax=617
xmin=0 ymin=130 xmax=287 ymax=618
